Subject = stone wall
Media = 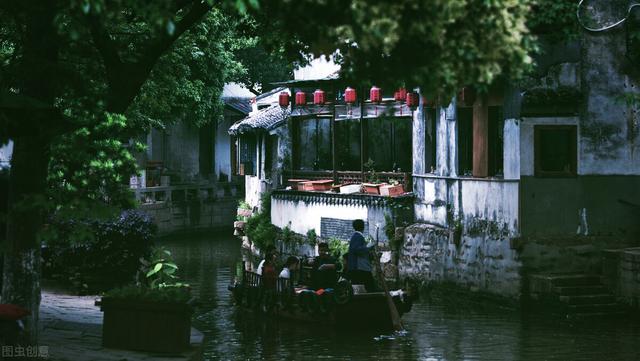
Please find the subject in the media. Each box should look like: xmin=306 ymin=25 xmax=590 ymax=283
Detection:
xmin=602 ymin=247 xmax=640 ymax=308
xmin=399 ymin=223 xmax=521 ymax=298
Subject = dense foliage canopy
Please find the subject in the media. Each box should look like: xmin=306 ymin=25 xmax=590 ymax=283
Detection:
xmin=256 ymin=0 xmax=537 ymax=98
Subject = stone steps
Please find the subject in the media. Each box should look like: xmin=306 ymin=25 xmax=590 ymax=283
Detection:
xmin=566 ymin=302 xmax=622 ymax=313
xmin=548 ymin=275 xmax=602 ymax=287
xmin=529 ymin=273 xmax=625 ymax=316
xmin=554 ymin=285 xmax=608 ymax=296
xmin=558 ymin=294 xmax=615 ymax=305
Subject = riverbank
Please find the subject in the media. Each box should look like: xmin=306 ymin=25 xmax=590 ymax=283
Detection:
xmin=40 ymin=289 xmax=203 ymax=361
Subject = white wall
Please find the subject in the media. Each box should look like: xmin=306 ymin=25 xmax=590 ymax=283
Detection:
xmin=272 ymin=198 xmax=367 ymax=236
xmin=271 ymin=197 xmax=392 ymax=242
xmin=0 ymin=141 xmax=13 ymax=169
xmin=215 ymin=118 xmax=232 ymax=180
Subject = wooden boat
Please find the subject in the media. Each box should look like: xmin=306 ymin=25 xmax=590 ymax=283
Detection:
xmin=228 ymin=270 xmax=412 ymax=330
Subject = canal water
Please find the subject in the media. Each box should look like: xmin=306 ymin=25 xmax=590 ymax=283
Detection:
xmin=163 ymin=234 xmax=640 ymax=361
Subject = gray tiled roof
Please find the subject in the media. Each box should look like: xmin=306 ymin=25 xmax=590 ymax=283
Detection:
xmin=223 ymin=97 xmax=252 ymax=115
xmin=228 ymin=104 xmax=290 ymax=135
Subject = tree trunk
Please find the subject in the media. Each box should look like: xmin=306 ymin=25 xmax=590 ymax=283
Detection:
xmin=1 ymin=1 xmax=57 ymax=346
xmin=2 ymin=135 xmax=50 ymax=345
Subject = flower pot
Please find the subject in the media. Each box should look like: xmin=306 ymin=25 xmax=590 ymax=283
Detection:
xmin=287 ymin=179 xmax=310 ymax=190
xmin=99 ymin=298 xmax=193 ymax=353
xmin=362 ymin=183 xmax=386 ymax=195
xmin=310 ymin=179 xmax=333 ymax=191
xmin=379 ymin=184 xmax=404 ymax=197
xmin=339 ymin=183 xmax=362 ymax=194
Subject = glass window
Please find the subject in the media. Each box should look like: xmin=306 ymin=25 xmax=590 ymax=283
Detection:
xmin=367 ymin=117 xmax=412 ymax=172
xmin=294 ymin=117 xmax=332 ymax=171
xmin=534 ymin=125 xmax=577 ymax=177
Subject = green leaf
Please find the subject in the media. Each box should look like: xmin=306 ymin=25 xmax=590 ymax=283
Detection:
xmin=146 ymin=263 xmax=163 ymax=277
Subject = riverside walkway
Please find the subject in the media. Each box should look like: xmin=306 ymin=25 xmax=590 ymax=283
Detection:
xmin=39 ymin=290 xmax=203 ymax=361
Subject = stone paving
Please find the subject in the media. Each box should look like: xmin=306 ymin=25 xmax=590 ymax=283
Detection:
xmin=40 ymin=290 xmax=203 ymax=361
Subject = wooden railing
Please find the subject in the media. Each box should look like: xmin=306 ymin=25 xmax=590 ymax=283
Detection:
xmin=284 ymin=170 xmax=412 ymax=192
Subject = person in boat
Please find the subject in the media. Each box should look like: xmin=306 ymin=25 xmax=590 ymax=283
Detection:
xmin=259 ymin=251 xmax=278 ymax=312
xmin=256 ymin=244 xmax=277 ymax=275
xmin=347 ymin=219 xmax=376 ymax=292
xmin=279 ymin=256 xmax=300 ymax=280
xmin=308 ymin=242 xmax=338 ymax=290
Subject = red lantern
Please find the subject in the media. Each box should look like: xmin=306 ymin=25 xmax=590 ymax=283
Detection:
xmin=395 ymin=87 xmax=407 ymax=102
xmin=344 ymin=87 xmax=357 ymax=104
xmin=369 ymin=86 xmax=382 ymax=103
xmin=278 ymin=92 xmax=289 ymax=107
xmin=406 ymin=92 xmax=419 ymax=109
xmin=313 ymin=89 xmax=325 ymax=105
xmin=295 ymin=91 xmax=306 ymax=106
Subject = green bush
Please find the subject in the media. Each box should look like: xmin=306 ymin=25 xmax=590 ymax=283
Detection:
xmin=328 ymin=237 xmax=349 ymax=260
xmin=244 ymin=192 xmax=278 ymax=251
xmin=137 ymin=246 xmax=189 ymax=289
xmin=42 ymin=210 xmax=156 ymax=294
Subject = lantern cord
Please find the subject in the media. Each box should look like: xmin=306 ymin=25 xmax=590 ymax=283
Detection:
xmin=577 ymin=0 xmax=640 ymax=32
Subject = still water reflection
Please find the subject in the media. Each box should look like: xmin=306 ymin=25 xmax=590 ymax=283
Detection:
xmin=163 ymin=234 xmax=640 ymax=361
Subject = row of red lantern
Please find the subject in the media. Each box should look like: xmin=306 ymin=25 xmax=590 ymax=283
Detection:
xmin=279 ymin=87 xmax=419 ymax=108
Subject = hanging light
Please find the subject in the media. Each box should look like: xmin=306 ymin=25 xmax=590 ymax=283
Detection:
xmin=406 ymin=92 xmax=419 ymax=110
xmin=369 ymin=86 xmax=382 ymax=103
xmin=394 ymin=87 xmax=407 ymax=102
xmin=295 ymin=91 xmax=306 ymax=106
xmin=344 ymin=87 xmax=357 ymax=104
xmin=278 ymin=92 xmax=289 ymax=108
xmin=313 ymin=89 xmax=325 ymax=105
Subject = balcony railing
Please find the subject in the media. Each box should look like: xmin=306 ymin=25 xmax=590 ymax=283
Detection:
xmin=132 ymin=182 xmax=242 ymax=204
xmin=283 ymin=170 xmax=412 ymax=192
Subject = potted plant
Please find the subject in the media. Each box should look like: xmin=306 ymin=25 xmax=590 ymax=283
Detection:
xmin=234 ymin=201 xmax=252 ymax=232
xmin=379 ymin=179 xmax=404 ymax=197
xmin=362 ymin=182 xmax=386 ymax=195
xmin=98 ymin=247 xmax=193 ymax=353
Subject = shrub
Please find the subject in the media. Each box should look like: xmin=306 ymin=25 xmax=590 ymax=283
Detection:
xmin=328 ymin=237 xmax=349 ymax=260
xmin=43 ymin=210 xmax=156 ymax=294
xmin=244 ymin=192 xmax=278 ymax=251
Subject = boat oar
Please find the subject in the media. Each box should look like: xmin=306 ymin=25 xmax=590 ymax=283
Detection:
xmin=374 ymin=227 xmax=404 ymax=331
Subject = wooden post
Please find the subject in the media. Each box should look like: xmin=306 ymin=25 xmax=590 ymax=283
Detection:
xmin=332 ymin=98 xmax=337 ymax=183
xmin=360 ymin=88 xmax=366 ymax=182
xmin=472 ymin=95 xmax=489 ymax=178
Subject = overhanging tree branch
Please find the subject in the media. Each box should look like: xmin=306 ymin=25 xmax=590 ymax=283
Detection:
xmin=87 ymin=13 xmax=122 ymax=72
xmin=141 ymin=1 xmax=212 ymax=70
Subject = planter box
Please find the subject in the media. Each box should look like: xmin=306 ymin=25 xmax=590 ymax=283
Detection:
xmin=100 ymin=298 xmax=192 ymax=353
xmin=339 ymin=183 xmax=362 ymax=194
xmin=379 ymin=184 xmax=404 ymax=197
xmin=362 ymin=183 xmax=387 ymax=195
xmin=287 ymin=179 xmax=310 ymax=190
xmin=300 ymin=180 xmax=333 ymax=192
xmin=310 ymin=179 xmax=333 ymax=191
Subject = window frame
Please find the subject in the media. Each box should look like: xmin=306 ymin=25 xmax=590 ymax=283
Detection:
xmin=534 ymin=124 xmax=578 ymax=178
